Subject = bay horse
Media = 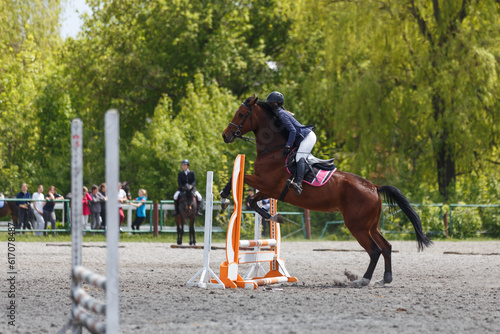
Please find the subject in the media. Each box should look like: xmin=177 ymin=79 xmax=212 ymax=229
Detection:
xmin=0 ymin=199 xmax=19 ymax=227
xmin=176 ymin=185 xmax=197 ymax=246
xmin=221 ymin=95 xmax=432 ymax=287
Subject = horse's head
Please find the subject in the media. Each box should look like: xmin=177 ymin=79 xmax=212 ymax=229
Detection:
xmin=222 ymin=95 xmax=259 ymax=143
xmin=180 ymin=185 xmax=196 ymax=208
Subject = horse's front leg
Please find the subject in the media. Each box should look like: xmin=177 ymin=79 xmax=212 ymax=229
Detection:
xmin=220 ymin=176 xmax=232 ymax=210
xmin=250 ymin=192 xmax=283 ymax=223
xmin=220 ymin=174 xmax=262 ymax=210
xmin=189 ymin=217 xmax=196 ymax=245
xmin=176 ymin=216 xmax=183 ymax=245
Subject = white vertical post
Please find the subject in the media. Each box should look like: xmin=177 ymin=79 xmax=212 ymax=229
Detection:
xmin=202 ymin=171 xmax=214 ymax=269
xmin=105 ymin=110 xmax=120 ymax=333
xmin=186 ymin=171 xmax=225 ymax=288
xmin=70 ymin=119 xmax=83 ymax=334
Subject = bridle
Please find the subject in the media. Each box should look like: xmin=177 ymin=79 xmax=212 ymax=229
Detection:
xmin=226 ymin=100 xmax=286 ymax=156
xmin=226 ymin=102 xmax=255 ymax=143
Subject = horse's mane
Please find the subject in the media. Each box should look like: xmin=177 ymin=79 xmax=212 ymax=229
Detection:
xmin=256 ymin=101 xmax=289 ymax=140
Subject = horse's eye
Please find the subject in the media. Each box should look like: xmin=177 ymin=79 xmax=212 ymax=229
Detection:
xmin=238 ymin=113 xmax=244 ymax=117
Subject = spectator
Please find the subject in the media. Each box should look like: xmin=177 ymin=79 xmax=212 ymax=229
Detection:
xmin=44 ymin=185 xmax=64 ymax=235
xmin=32 ymin=185 xmax=45 ymax=236
xmin=16 ymin=183 xmax=32 ymax=233
xmin=118 ymin=182 xmax=127 ymax=227
xmin=130 ymin=189 xmax=147 ymax=232
xmin=82 ymin=186 xmax=92 ymax=231
xmin=99 ymin=183 xmax=108 ymax=230
xmin=245 ymin=187 xmax=255 ymax=211
xmin=89 ymin=184 xmax=106 ymax=230
xmin=261 ymin=198 xmax=270 ymax=236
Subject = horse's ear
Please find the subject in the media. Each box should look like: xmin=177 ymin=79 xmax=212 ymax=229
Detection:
xmin=250 ymin=94 xmax=258 ymax=105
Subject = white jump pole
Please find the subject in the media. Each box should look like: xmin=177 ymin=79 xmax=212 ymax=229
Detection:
xmin=70 ymin=119 xmax=83 ymax=334
xmin=186 ymin=171 xmax=225 ymax=289
xmin=105 ymin=110 xmax=120 ymax=333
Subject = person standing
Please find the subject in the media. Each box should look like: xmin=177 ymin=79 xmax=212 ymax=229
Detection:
xmin=130 ymin=189 xmax=147 ymax=232
xmin=32 ymin=185 xmax=46 ymax=236
xmin=245 ymin=187 xmax=255 ymax=211
xmin=118 ymin=182 xmax=128 ymax=227
xmin=16 ymin=183 xmax=32 ymax=232
xmin=43 ymin=185 xmax=64 ymax=235
xmin=82 ymin=186 xmax=92 ymax=231
xmin=89 ymin=185 xmax=106 ymax=230
xmin=99 ymin=183 xmax=108 ymax=230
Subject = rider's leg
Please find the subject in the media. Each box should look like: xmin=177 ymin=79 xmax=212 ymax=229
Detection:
xmin=173 ymin=191 xmax=180 ymax=216
xmin=289 ymin=131 xmax=317 ymax=195
xmin=195 ymin=191 xmax=203 ymax=216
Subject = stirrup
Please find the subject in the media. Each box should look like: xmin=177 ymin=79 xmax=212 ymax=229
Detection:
xmin=289 ymin=181 xmax=303 ymax=195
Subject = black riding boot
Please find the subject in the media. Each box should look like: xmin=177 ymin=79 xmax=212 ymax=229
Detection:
xmin=197 ymin=198 xmax=204 ymax=216
xmin=174 ymin=199 xmax=179 ymax=216
xmin=289 ymin=158 xmax=306 ymax=195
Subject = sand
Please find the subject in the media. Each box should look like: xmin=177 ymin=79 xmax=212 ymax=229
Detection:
xmin=2 ymin=240 xmax=500 ymax=333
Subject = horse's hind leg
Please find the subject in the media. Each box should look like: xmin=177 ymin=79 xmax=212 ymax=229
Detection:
xmin=370 ymin=207 xmax=392 ymax=286
xmin=344 ymin=210 xmax=383 ymax=287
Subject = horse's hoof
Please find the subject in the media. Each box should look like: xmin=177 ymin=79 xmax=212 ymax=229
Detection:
xmin=384 ymin=272 xmax=393 ymax=284
xmin=220 ymin=198 xmax=230 ymax=211
xmin=374 ymin=279 xmax=385 ymax=287
xmin=268 ymin=214 xmax=283 ymax=224
xmin=350 ymin=278 xmax=370 ymax=288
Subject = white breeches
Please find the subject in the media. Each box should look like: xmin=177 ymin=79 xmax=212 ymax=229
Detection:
xmin=296 ymin=131 xmax=317 ymax=161
xmin=174 ymin=190 xmax=202 ymax=201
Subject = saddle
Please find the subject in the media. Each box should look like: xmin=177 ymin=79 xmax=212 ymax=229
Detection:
xmin=285 ymin=149 xmax=336 ymax=187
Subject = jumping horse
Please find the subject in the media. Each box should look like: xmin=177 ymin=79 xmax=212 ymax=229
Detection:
xmin=176 ymin=185 xmax=197 ymax=246
xmin=0 ymin=199 xmax=19 ymax=227
xmin=221 ymin=95 xmax=432 ymax=287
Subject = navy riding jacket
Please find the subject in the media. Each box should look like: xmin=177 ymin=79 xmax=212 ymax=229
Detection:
xmin=276 ymin=107 xmax=314 ymax=148
xmin=177 ymin=170 xmax=196 ymax=190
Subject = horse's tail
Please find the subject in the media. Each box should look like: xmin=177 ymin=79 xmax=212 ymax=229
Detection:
xmin=377 ymin=185 xmax=433 ymax=251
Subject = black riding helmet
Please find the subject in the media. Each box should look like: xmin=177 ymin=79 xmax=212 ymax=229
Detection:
xmin=265 ymin=91 xmax=284 ymax=106
xmin=181 ymin=159 xmax=189 ymax=166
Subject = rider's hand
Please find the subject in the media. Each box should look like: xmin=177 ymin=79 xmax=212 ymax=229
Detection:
xmin=282 ymin=146 xmax=291 ymax=157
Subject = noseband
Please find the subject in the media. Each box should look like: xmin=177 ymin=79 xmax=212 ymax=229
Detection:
xmin=227 ymin=103 xmax=254 ymax=143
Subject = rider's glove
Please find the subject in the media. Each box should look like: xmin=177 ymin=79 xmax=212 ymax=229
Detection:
xmin=282 ymin=146 xmax=291 ymax=158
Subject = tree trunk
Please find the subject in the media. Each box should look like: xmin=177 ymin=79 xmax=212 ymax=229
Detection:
xmin=433 ymin=94 xmax=456 ymax=201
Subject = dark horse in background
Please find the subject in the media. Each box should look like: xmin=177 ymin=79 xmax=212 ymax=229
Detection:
xmin=176 ymin=185 xmax=197 ymax=246
xmin=221 ymin=95 xmax=432 ymax=287
xmin=0 ymin=199 xmax=19 ymax=227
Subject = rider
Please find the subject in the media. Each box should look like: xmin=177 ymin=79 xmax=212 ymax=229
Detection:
xmin=173 ymin=159 xmax=203 ymax=216
xmin=265 ymin=91 xmax=316 ymax=195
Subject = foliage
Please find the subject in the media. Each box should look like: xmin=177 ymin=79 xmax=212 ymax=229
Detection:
xmin=0 ymin=0 xmax=498 ymax=238
xmin=450 ymin=205 xmax=483 ymax=238
xmin=278 ymin=0 xmax=500 ymax=202
xmin=0 ymin=0 xmax=66 ymax=195
xmin=122 ymin=74 xmax=240 ymax=200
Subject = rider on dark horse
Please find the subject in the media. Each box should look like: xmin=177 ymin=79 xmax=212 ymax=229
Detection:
xmin=173 ymin=159 xmax=203 ymax=216
xmin=265 ymin=91 xmax=317 ymax=195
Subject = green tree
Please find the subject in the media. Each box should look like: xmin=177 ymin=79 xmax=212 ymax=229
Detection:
xmin=0 ymin=0 xmax=64 ymax=194
xmin=122 ymin=74 xmax=249 ymax=200
xmin=279 ymin=0 xmax=500 ymax=202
